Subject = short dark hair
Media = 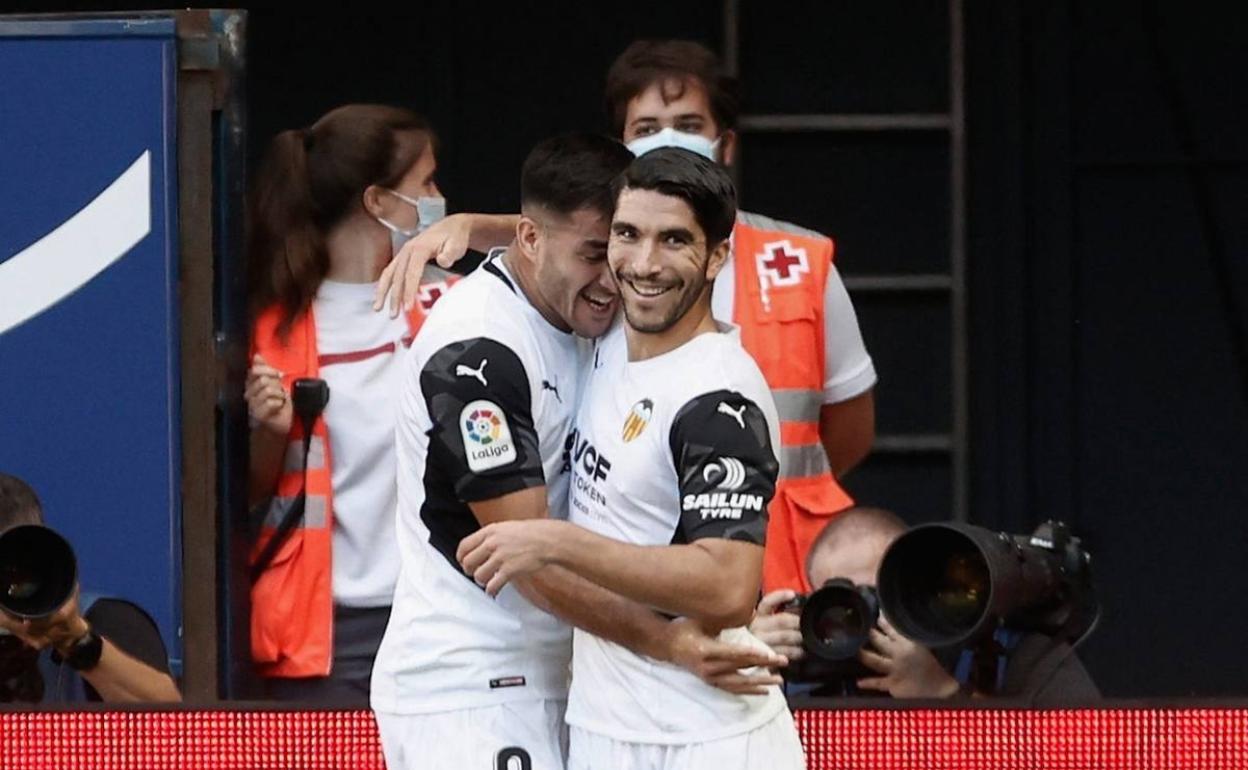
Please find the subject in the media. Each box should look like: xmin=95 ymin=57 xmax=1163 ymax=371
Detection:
xmin=520 ymin=132 xmax=635 ymax=219
xmin=613 ymin=147 xmax=737 ymax=246
xmin=0 ymin=473 xmax=44 ymax=531
xmin=604 ymin=39 xmax=741 ymax=137
xmin=805 ymin=507 xmax=908 ymax=578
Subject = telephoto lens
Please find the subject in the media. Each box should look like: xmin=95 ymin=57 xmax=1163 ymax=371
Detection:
xmin=0 ymin=525 xmax=77 ymax=619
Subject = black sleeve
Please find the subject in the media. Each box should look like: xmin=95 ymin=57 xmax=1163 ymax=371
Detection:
xmin=420 ymin=337 xmax=545 ymax=502
xmin=84 ymin=599 xmax=172 ymax=675
xmin=667 ymin=389 xmax=779 ymax=545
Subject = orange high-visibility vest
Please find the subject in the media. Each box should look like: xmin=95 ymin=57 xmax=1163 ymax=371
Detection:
xmin=249 ymin=273 xmax=453 ymax=678
xmin=732 ymin=212 xmax=856 ymax=595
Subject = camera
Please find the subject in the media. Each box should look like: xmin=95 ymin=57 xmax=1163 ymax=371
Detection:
xmin=781 ymin=577 xmax=878 ymax=685
xmin=0 ymin=525 xmax=77 ymax=619
xmin=878 ymin=520 xmax=1097 ymax=649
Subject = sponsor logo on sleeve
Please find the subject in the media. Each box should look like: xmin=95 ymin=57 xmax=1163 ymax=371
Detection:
xmin=461 ymin=399 xmax=516 ymax=471
xmin=702 ymin=457 xmax=746 ymax=491
xmin=716 ymin=401 xmax=747 ymax=429
xmin=456 ymin=358 xmax=489 ymax=386
xmin=682 ymin=490 xmax=766 ymax=520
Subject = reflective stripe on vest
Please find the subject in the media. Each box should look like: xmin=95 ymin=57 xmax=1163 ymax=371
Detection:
xmin=772 ymin=388 xmax=824 ymax=423
xmin=772 ymin=388 xmax=829 ymax=480
xmin=282 ymin=436 xmax=327 ymax=473
xmin=781 ymin=442 xmax=832 ymax=481
xmin=261 ymin=494 xmax=329 ymax=530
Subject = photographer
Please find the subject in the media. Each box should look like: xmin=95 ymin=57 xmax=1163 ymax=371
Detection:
xmin=751 ymin=507 xmax=1099 ymax=704
xmin=0 ymin=473 xmax=181 ymax=703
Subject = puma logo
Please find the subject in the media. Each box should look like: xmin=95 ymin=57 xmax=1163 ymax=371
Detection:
xmin=456 ymin=358 xmax=489 ymax=386
xmin=717 ymin=401 xmax=746 ymax=429
xmin=542 ymin=379 xmax=562 ymax=403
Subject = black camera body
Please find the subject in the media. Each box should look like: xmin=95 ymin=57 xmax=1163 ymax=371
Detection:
xmin=781 ymin=577 xmax=879 ymax=685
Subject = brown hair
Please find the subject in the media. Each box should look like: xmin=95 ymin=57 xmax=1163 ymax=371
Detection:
xmin=246 ymin=104 xmax=437 ymax=335
xmin=0 ymin=472 xmax=43 ymax=532
xmin=604 ymin=40 xmax=741 ymax=137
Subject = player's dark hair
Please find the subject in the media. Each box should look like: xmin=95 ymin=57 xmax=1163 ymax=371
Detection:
xmin=612 ymin=147 xmax=737 ymax=246
xmin=520 ymin=133 xmax=634 ymax=219
xmin=604 ymin=39 xmax=741 ymax=136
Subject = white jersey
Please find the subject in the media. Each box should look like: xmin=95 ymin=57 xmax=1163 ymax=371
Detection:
xmin=371 ymin=252 xmax=589 ymax=715
xmin=566 ymin=322 xmax=789 ymax=744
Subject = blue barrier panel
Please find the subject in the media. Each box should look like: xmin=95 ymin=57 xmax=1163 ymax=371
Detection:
xmin=0 ymin=19 xmax=182 ymax=669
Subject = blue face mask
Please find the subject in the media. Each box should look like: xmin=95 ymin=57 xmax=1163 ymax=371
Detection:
xmin=626 ymin=127 xmax=720 ymax=161
xmin=376 ymin=189 xmax=447 ymax=253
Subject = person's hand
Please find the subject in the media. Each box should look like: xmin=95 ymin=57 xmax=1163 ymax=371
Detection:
xmin=456 ymin=520 xmax=567 ymax=596
xmin=665 ymin=617 xmax=787 ymax=695
xmin=749 ymin=589 xmax=805 ymax=664
xmin=857 ymin=615 xmax=960 ymax=698
xmin=245 ymin=354 xmax=291 ymax=435
xmin=374 ymin=214 xmax=475 ymax=317
xmin=0 ymin=586 xmax=90 ymax=655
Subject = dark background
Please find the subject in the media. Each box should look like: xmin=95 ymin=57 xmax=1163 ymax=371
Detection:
xmin=6 ymin=0 xmax=1247 ymax=697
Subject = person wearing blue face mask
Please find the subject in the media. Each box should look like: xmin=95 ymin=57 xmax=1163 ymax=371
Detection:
xmin=245 ymin=104 xmax=458 ymax=704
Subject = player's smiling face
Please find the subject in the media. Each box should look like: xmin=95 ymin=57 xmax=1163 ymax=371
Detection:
xmin=608 ymin=187 xmax=727 ymax=334
xmin=530 ymin=206 xmax=619 ymax=338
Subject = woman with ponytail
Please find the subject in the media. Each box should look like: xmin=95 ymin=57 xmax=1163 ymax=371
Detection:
xmin=244 ymin=104 xmax=452 ymax=703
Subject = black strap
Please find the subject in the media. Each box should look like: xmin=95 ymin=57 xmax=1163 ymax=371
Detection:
xmin=249 ymin=431 xmax=313 ymax=584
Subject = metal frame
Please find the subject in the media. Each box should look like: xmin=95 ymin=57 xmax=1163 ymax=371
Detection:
xmin=175 ymin=9 xmax=221 ymax=704
xmin=724 ymin=0 xmax=970 ymax=520
xmin=174 ymin=9 xmax=248 ymax=703
xmin=949 ymin=0 xmax=969 ymax=521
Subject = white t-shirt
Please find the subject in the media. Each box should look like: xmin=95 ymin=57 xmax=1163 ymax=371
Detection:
xmin=312 ymin=279 xmax=410 ymax=608
xmin=371 ymin=252 xmax=589 ymax=715
xmin=715 ymin=211 xmax=877 ymax=404
xmin=565 ymin=321 xmax=789 ymax=744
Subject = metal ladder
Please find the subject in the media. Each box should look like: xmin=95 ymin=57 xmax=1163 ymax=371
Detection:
xmin=723 ymin=0 xmax=968 ymax=520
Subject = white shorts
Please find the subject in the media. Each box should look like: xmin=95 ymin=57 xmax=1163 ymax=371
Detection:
xmin=567 ymin=708 xmax=805 ymax=770
xmin=375 ymin=699 xmax=568 ymax=770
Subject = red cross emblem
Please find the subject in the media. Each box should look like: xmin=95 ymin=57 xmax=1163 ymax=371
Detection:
xmin=418 ymin=281 xmax=449 ymax=311
xmin=755 ymin=240 xmax=809 ymax=288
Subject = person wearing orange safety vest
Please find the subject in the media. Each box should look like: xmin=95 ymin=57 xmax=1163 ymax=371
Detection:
xmin=244 ymin=105 xmax=457 ymax=703
xmin=607 ymin=40 xmax=878 ymax=597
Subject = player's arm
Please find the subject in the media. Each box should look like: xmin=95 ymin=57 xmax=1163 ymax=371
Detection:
xmin=375 ymin=212 xmax=521 ymax=315
xmin=462 ymin=390 xmax=778 ymax=634
xmin=472 ymin=492 xmax=782 ymax=690
xmin=426 ymin=341 xmax=781 ymax=685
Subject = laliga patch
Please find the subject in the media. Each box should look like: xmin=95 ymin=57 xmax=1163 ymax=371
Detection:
xmin=461 ymin=399 xmax=517 ymax=472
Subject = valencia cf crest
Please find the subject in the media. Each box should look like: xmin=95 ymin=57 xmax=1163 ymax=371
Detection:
xmin=621 ymin=398 xmax=654 ymax=443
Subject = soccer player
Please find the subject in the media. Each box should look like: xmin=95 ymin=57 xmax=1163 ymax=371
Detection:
xmin=459 ymin=147 xmax=805 ymax=769
xmin=371 ymin=135 xmax=783 ymax=770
